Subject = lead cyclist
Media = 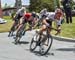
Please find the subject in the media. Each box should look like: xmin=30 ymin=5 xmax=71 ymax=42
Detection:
xmin=36 ymin=7 xmax=63 ymax=36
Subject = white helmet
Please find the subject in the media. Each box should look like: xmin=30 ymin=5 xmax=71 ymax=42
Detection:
xmin=21 ymin=7 xmax=26 ymax=10
xmin=43 ymin=8 xmax=47 ymax=11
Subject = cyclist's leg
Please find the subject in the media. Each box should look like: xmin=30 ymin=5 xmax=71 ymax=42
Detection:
xmin=11 ymin=14 xmax=20 ymax=31
xmin=16 ymin=17 xmax=24 ymax=34
xmin=28 ymin=21 xmax=33 ymax=30
xmin=36 ymin=24 xmax=46 ymax=35
xmin=10 ymin=21 xmax=15 ymax=31
xmin=32 ymin=17 xmax=38 ymax=27
xmin=57 ymin=25 xmax=61 ymax=32
xmin=10 ymin=20 xmax=18 ymax=31
xmin=38 ymin=19 xmax=52 ymax=34
xmin=46 ymin=20 xmax=52 ymax=34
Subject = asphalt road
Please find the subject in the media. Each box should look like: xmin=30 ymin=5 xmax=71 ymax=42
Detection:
xmin=0 ymin=31 xmax=75 ymax=60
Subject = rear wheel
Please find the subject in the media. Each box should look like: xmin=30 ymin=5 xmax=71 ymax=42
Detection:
xmin=8 ymin=31 xmax=14 ymax=37
xmin=8 ymin=24 xmax=16 ymax=37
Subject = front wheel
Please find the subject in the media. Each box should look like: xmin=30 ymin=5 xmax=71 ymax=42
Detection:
xmin=14 ymin=37 xmax=21 ymax=44
xmin=14 ymin=31 xmax=22 ymax=44
xmin=8 ymin=31 xmax=14 ymax=37
xmin=39 ymin=35 xmax=53 ymax=55
xmin=30 ymin=33 xmax=40 ymax=52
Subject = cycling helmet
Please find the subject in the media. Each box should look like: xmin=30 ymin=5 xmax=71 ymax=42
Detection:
xmin=21 ymin=7 xmax=26 ymax=10
xmin=31 ymin=12 xmax=36 ymax=17
xmin=40 ymin=8 xmax=48 ymax=17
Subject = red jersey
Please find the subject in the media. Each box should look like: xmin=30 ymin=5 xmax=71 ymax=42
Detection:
xmin=23 ymin=13 xmax=32 ymax=20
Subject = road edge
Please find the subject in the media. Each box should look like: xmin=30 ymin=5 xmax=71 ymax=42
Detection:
xmin=52 ymin=35 xmax=75 ymax=42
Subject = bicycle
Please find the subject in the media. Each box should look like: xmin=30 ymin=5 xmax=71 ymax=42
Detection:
xmin=14 ymin=23 xmax=26 ymax=44
xmin=30 ymin=26 xmax=58 ymax=55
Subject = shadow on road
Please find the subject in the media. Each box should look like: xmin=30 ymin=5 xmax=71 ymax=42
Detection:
xmin=18 ymin=41 xmax=29 ymax=44
xmin=12 ymin=41 xmax=29 ymax=45
xmin=31 ymin=50 xmax=54 ymax=57
xmin=56 ymin=47 xmax=75 ymax=51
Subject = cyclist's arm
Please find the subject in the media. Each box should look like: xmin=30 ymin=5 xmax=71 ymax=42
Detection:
xmin=43 ymin=19 xmax=48 ymax=25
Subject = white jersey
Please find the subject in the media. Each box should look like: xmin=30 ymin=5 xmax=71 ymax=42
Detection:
xmin=46 ymin=12 xmax=55 ymax=21
xmin=16 ymin=9 xmax=24 ymax=16
xmin=46 ymin=12 xmax=61 ymax=25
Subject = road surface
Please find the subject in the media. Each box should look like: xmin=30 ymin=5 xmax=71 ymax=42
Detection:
xmin=0 ymin=31 xmax=75 ymax=60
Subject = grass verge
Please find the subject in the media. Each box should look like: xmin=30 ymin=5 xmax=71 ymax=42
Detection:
xmin=0 ymin=16 xmax=75 ymax=38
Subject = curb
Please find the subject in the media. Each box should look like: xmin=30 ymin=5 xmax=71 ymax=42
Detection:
xmin=52 ymin=35 xmax=75 ymax=42
xmin=33 ymin=30 xmax=75 ymax=43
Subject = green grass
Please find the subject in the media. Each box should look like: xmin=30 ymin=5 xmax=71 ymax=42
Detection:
xmin=0 ymin=16 xmax=75 ymax=38
xmin=0 ymin=16 xmax=13 ymax=33
xmin=60 ymin=17 xmax=75 ymax=38
xmin=51 ymin=17 xmax=75 ymax=38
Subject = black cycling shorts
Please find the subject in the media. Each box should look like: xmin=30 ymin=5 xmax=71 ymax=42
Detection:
xmin=14 ymin=14 xmax=22 ymax=22
xmin=22 ymin=18 xmax=33 ymax=25
xmin=46 ymin=20 xmax=52 ymax=26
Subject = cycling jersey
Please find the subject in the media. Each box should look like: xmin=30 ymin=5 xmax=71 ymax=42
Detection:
xmin=14 ymin=8 xmax=25 ymax=21
xmin=16 ymin=9 xmax=24 ymax=17
xmin=40 ymin=9 xmax=48 ymax=18
xmin=23 ymin=13 xmax=32 ymax=20
xmin=45 ymin=12 xmax=62 ymax=26
xmin=45 ymin=12 xmax=55 ymax=21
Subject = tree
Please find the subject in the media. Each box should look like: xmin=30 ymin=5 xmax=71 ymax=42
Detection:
xmin=4 ymin=3 xmax=8 ymax=8
xmin=3 ymin=3 xmax=11 ymax=9
xmin=29 ymin=0 xmax=42 ymax=12
xmin=29 ymin=0 xmax=55 ymax=12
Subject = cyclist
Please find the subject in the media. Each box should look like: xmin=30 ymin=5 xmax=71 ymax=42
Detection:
xmin=16 ymin=11 xmax=38 ymax=35
xmin=36 ymin=8 xmax=48 ymax=28
xmin=37 ymin=8 xmax=63 ymax=35
xmin=40 ymin=8 xmax=48 ymax=19
xmin=54 ymin=7 xmax=64 ymax=35
xmin=8 ymin=7 xmax=26 ymax=36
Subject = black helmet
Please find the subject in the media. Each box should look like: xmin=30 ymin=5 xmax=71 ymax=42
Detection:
xmin=31 ymin=12 xmax=36 ymax=17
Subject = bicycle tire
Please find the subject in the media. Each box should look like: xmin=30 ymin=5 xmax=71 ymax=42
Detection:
xmin=8 ymin=23 xmax=16 ymax=37
xmin=14 ymin=37 xmax=21 ymax=44
xmin=8 ymin=31 xmax=14 ymax=37
xmin=40 ymin=35 xmax=53 ymax=55
xmin=21 ymin=25 xmax=26 ymax=36
xmin=15 ymin=24 xmax=26 ymax=44
xmin=30 ymin=33 xmax=39 ymax=52
xmin=15 ymin=28 xmax=23 ymax=44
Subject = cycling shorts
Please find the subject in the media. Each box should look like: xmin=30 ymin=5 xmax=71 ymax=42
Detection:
xmin=14 ymin=14 xmax=22 ymax=22
xmin=46 ymin=20 xmax=52 ymax=26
